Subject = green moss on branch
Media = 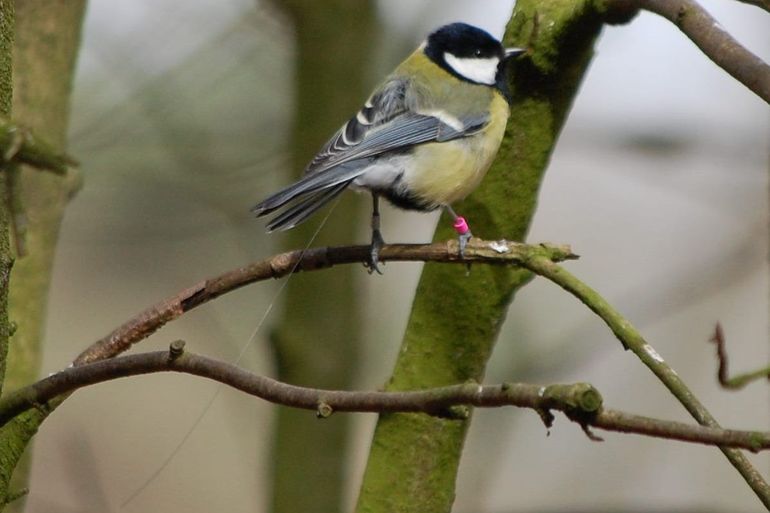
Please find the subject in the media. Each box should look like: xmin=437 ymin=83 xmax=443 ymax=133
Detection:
xmin=355 ymin=2 xmax=605 ymax=512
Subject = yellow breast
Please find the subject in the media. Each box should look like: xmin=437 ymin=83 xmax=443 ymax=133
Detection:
xmin=406 ymin=92 xmax=509 ymax=206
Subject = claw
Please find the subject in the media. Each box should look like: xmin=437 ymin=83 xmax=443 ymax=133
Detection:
xmin=366 ymin=194 xmax=385 ymax=274
xmin=458 ymin=229 xmax=472 ymax=258
xmin=366 ymin=228 xmax=385 ymax=274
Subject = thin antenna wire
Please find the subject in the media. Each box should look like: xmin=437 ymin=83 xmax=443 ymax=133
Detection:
xmin=120 ymin=201 xmax=339 ymax=509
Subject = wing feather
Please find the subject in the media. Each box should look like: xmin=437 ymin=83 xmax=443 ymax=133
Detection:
xmin=252 ymin=76 xmax=490 ymax=226
xmin=266 ymin=182 xmax=350 ymax=232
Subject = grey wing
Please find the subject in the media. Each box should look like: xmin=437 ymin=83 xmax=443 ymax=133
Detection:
xmin=304 ymin=76 xmax=489 ymax=175
xmin=252 ymin=77 xmax=489 ymax=229
xmin=303 ymin=77 xmax=411 ymax=175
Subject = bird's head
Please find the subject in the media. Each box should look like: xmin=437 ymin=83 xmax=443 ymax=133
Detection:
xmin=423 ymin=22 xmax=524 ymax=86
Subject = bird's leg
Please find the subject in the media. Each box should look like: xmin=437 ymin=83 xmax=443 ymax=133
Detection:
xmin=366 ymin=194 xmax=385 ymax=274
xmin=445 ymin=205 xmax=472 ymax=258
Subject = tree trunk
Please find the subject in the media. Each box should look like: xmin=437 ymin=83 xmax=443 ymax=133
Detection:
xmin=0 ymin=1 xmax=86 ymax=509
xmin=268 ymin=2 xmax=375 ymax=512
xmin=0 ymin=0 xmax=14 ymax=397
xmin=355 ymin=2 xmax=605 ymax=512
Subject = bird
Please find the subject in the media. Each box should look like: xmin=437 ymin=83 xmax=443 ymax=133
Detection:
xmin=252 ymin=22 xmax=524 ymax=273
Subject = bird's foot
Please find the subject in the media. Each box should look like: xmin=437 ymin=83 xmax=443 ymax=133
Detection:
xmin=366 ymin=229 xmax=385 ymax=274
xmin=453 ymin=216 xmax=472 ymax=258
xmin=458 ymin=230 xmax=473 ymax=258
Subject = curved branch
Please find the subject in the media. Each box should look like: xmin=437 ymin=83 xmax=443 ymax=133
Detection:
xmin=734 ymin=0 xmax=770 ymax=12
xmin=54 ymin=237 xmax=769 ymax=503
xmin=710 ymin=323 xmax=770 ymax=389
xmin=521 ymin=254 xmax=770 ymax=506
xmin=605 ymin=0 xmax=770 ymax=103
xmin=4 ymin=342 xmax=770 ymax=452
xmin=74 ymin=240 xmax=575 ymax=365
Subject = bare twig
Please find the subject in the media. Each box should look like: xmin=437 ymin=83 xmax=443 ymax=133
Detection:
xmin=39 ymin=238 xmax=768 ymax=505
xmin=74 ymin=240 xmax=575 ymax=365
xmin=710 ymin=323 xmax=770 ymax=389
xmin=520 ymin=255 xmax=770 ymax=507
xmin=604 ymin=0 xmax=770 ymax=103
xmin=4 ymin=343 xmax=770 ymax=452
xmin=733 ymin=0 xmax=770 ymax=13
xmin=711 ymin=322 xmax=730 ymax=384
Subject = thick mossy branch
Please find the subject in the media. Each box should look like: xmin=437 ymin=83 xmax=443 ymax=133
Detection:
xmin=0 ymin=0 xmax=14 ymax=403
xmin=356 ymin=2 xmax=605 ymax=513
xmin=0 ymin=4 xmax=17 ymax=508
xmin=540 ymin=382 xmax=603 ymax=413
xmin=1 ymin=3 xmax=99 ymax=508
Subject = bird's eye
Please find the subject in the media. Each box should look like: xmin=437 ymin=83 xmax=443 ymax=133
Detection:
xmin=474 ymin=49 xmax=483 ymax=57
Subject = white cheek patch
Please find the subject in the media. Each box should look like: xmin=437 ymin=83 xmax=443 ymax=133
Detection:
xmin=443 ymin=52 xmax=499 ymax=85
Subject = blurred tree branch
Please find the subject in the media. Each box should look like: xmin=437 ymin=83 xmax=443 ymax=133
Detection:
xmin=734 ymin=0 xmax=770 ymax=12
xmin=710 ymin=323 xmax=770 ymax=389
xmin=0 ymin=3 xmax=88 ymax=511
xmin=263 ymin=2 xmax=376 ymax=512
xmin=603 ymin=0 xmax=770 ymax=103
xmin=0 ymin=120 xmax=75 ymax=257
xmin=5 ymin=342 xmax=770 ymax=453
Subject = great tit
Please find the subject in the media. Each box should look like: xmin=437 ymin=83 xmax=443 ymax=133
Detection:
xmin=252 ymin=22 xmax=523 ymax=272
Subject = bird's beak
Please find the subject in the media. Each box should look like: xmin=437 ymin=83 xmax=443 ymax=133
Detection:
xmin=504 ymin=47 xmax=526 ymax=59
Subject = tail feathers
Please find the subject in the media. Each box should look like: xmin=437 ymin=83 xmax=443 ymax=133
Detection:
xmin=251 ymin=163 xmax=367 ymax=217
xmin=265 ymin=181 xmax=350 ymax=232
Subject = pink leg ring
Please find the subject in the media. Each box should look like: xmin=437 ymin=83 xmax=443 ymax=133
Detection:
xmin=453 ymin=216 xmax=470 ymax=235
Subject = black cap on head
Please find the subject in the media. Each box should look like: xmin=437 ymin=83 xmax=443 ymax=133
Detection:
xmin=423 ymin=23 xmax=506 ymax=85
xmin=425 ymin=23 xmax=504 ymax=62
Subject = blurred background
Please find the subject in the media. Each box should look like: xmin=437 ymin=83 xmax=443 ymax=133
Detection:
xmin=21 ymin=0 xmax=769 ymax=511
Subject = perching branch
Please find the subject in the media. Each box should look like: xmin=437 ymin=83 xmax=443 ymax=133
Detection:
xmin=604 ymin=0 xmax=770 ymax=104
xmin=5 ymin=341 xmax=770 ymax=453
xmin=710 ymin=323 xmax=770 ymax=390
xmin=43 ymin=238 xmax=767 ymax=505
xmin=520 ymin=254 xmax=770 ymax=507
xmin=74 ymin=240 xmax=575 ymax=365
